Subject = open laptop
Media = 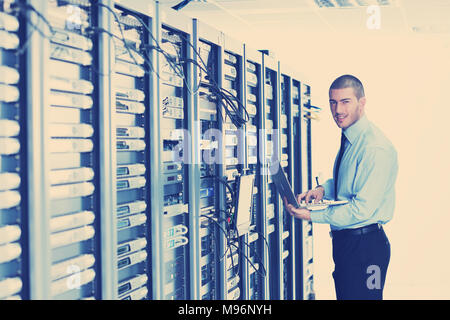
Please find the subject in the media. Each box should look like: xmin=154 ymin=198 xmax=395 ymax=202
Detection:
xmin=271 ymin=164 xmax=348 ymax=211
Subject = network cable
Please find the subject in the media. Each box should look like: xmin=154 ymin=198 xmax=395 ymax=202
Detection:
xmin=10 ymin=2 xmax=57 ymax=55
xmin=201 ymin=174 xmax=268 ymax=280
xmin=180 ymin=35 xmax=250 ymax=128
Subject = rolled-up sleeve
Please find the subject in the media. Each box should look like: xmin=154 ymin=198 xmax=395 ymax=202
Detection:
xmin=310 ymin=147 xmax=396 ymax=227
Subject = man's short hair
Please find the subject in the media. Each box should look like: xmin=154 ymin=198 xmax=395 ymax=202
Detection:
xmin=329 ymin=74 xmax=365 ymax=100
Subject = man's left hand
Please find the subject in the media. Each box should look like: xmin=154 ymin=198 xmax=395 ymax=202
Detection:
xmin=283 ymin=197 xmax=311 ymax=221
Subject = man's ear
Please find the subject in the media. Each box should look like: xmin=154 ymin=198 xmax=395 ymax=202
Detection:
xmin=358 ymin=97 xmax=366 ymax=114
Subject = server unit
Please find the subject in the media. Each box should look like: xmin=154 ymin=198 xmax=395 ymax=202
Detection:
xmin=0 ymin=0 xmax=25 ymax=300
xmin=244 ymin=46 xmax=266 ymax=300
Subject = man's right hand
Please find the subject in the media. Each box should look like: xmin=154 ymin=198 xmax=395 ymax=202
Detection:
xmin=297 ymin=186 xmax=325 ymax=204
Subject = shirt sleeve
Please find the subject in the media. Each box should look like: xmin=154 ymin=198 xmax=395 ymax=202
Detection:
xmin=310 ymin=146 xmax=396 ymax=227
xmin=321 ymin=178 xmax=334 ymax=200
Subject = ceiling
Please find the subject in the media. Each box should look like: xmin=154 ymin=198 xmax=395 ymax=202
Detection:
xmin=157 ymin=0 xmax=450 ymax=88
xmin=158 ymin=0 xmax=450 ymax=34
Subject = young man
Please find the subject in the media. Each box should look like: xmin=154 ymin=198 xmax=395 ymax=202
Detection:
xmin=284 ymin=74 xmax=398 ymax=300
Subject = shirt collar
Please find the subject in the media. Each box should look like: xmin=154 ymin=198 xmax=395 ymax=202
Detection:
xmin=343 ymin=114 xmax=369 ymax=145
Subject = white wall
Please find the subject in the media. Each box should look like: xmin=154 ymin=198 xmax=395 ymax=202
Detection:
xmin=254 ymin=31 xmax=450 ymax=299
xmin=306 ymin=33 xmax=450 ymax=300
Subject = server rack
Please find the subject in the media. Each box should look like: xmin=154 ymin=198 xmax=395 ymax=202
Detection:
xmin=192 ymin=20 xmax=248 ymax=301
xmin=22 ymin=0 xmax=100 ymax=300
xmin=244 ymin=46 xmax=266 ymax=300
xmin=290 ymin=76 xmax=302 ymax=300
xmin=297 ymin=81 xmax=315 ymax=300
xmin=192 ymin=19 xmax=224 ymax=300
xmin=220 ymin=34 xmax=246 ymax=301
xmin=110 ymin=2 xmax=155 ymax=301
xmin=158 ymin=6 xmax=193 ymax=300
xmin=96 ymin=0 xmax=117 ymax=300
xmin=262 ymin=51 xmax=282 ymax=299
xmin=279 ymin=66 xmax=295 ymax=300
xmin=0 ymin=0 xmax=26 ymax=300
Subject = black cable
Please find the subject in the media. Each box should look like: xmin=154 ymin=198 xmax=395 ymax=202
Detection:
xmin=108 ymin=6 xmax=199 ymax=97
xmin=180 ymin=34 xmax=249 ymax=128
xmin=94 ymin=3 xmax=180 ymax=80
xmin=11 ymin=2 xmax=56 ymax=36
xmin=200 ymin=214 xmax=232 ymax=264
xmin=171 ymin=0 xmax=193 ymax=11
xmin=253 ymin=230 xmax=270 ymax=251
xmin=240 ymin=236 xmax=267 ymax=277
xmin=228 ymin=240 xmax=266 ymax=278
xmin=111 ymin=7 xmax=186 ymax=79
xmin=15 ymin=17 xmax=48 ymax=56
xmin=167 ymin=39 xmax=201 ymax=95
xmin=10 ymin=2 xmax=56 ymax=57
xmin=92 ymin=3 xmax=183 ymax=81
xmin=109 ymin=6 xmax=247 ymax=125
xmin=204 ymin=210 xmax=268 ymax=279
xmin=94 ymin=3 xmax=142 ymax=68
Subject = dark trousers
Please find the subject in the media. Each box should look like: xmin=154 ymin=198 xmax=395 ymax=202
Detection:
xmin=332 ymin=225 xmax=391 ymax=300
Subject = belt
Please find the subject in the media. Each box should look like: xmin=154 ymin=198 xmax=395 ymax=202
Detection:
xmin=330 ymin=223 xmax=382 ymax=238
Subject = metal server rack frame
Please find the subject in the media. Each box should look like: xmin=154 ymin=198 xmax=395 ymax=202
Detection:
xmin=192 ymin=18 xmax=224 ymax=300
xmin=96 ymin=0 xmax=117 ymax=300
xmin=291 ymin=75 xmax=302 ymax=301
xmin=197 ymin=19 xmax=231 ymax=301
xmin=278 ymin=64 xmax=296 ymax=300
xmin=110 ymin=1 xmax=161 ymax=300
xmin=158 ymin=5 xmax=194 ymax=300
xmin=25 ymin=0 xmax=51 ymax=299
xmin=0 ymin=0 xmax=27 ymax=300
xmin=221 ymin=33 xmax=245 ymax=301
xmin=244 ymin=46 xmax=266 ymax=300
xmin=193 ymin=19 xmax=244 ymax=301
xmin=112 ymin=0 xmax=161 ymax=300
xmin=297 ymin=80 xmax=315 ymax=300
xmin=261 ymin=51 xmax=282 ymax=299
xmin=24 ymin=0 xmax=108 ymax=299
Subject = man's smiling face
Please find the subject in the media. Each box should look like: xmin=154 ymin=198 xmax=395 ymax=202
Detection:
xmin=329 ymin=87 xmax=366 ymax=130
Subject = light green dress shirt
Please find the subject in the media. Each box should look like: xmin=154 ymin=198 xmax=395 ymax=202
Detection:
xmin=310 ymin=115 xmax=398 ymax=231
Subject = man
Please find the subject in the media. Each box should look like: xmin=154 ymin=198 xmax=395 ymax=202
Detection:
xmin=284 ymin=74 xmax=398 ymax=300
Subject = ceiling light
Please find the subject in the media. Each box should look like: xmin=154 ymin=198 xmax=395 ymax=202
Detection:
xmin=313 ymin=0 xmax=397 ymax=8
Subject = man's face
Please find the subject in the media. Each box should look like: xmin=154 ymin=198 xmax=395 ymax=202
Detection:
xmin=329 ymin=87 xmax=366 ymax=130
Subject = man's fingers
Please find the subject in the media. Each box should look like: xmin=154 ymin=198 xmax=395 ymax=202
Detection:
xmin=298 ymin=189 xmax=324 ymax=204
xmin=305 ymin=191 xmax=314 ymax=203
xmin=289 ymin=207 xmax=310 ymax=220
xmin=286 ymin=203 xmax=295 ymax=216
xmin=297 ymin=192 xmax=307 ymax=203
